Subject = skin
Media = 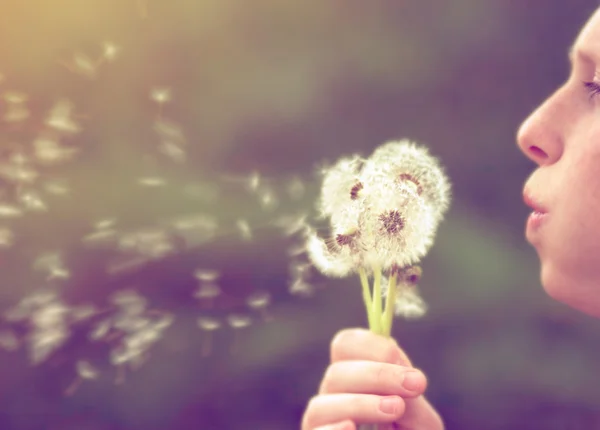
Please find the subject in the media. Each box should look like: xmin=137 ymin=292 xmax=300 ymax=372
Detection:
xmin=302 ymin=7 xmax=600 ymax=430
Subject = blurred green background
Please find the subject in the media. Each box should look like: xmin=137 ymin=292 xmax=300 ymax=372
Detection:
xmin=2 ymin=1 xmax=600 ymax=429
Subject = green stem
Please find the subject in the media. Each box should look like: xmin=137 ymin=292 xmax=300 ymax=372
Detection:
xmin=371 ymin=265 xmax=382 ymax=334
xmin=359 ymin=268 xmax=374 ymax=329
xmin=381 ymin=272 xmax=398 ymax=337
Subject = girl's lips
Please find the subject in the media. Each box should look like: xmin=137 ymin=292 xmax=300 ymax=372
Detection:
xmin=523 ymin=190 xmax=548 ymax=214
xmin=526 ymin=210 xmax=549 ymax=234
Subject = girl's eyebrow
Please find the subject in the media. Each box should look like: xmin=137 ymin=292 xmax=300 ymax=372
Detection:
xmin=569 ymin=44 xmax=596 ymax=66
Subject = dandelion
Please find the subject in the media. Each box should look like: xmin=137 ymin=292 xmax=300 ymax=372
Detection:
xmin=305 ymin=139 xmax=451 ymax=336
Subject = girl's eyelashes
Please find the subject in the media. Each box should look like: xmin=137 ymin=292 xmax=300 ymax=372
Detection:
xmin=583 ymin=81 xmax=600 ymax=99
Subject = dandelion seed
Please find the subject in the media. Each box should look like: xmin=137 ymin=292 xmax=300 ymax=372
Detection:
xmin=89 ymin=319 xmax=112 ymax=341
xmin=62 ymin=53 xmax=97 ymax=78
xmin=0 ymin=204 xmax=22 ymax=218
xmin=137 ymin=176 xmax=167 ymax=187
xmin=257 ymin=187 xmax=278 ymax=211
xmin=95 ymin=218 xmax=117 ymax=230
xmin=33 ymin=252 xmax=70 ymax=281
xmin=18 ymin=190 xmax=47 ymax=212
xmin=227 ymin=314 xmax=252 ymax=354
xmin=118 ymin=228 xmax=178 ymax=259
xmin=193 ymin=268 xmax=219 ymax=283
xmin=287 ymin=243 xmax=306 ymax=257
xmin=153 ymin=119 xmax=185 ymax=142
xmin=288 ymin=277 xmax=314 ymax=297
xmin=33 ymin=136 xmax=78 ymax=165
xmin=197 ymin=316 xmax=221 ymax=357
xmin=150 ymin=87 xmax=172 ymax=104
xmin=246 ymin=291 xmax=273 ymax=322
xmin=236 ymin=219 xmax=252 ymax=241
xmin=82 ymin=228 xmax=118 ymax=247
xmin=45 ymin=99 xmax=80 ymax=133
xmin=0 ymin=162 xmax=39 ymax=184
xmin=76 ymin=360 xmax=99 ymax=380
xmin=101 ymin=41 xmax=120 ymax=62
xmin=158 ymin=140 xmax=186 ymax=163
xmin=43 ymin=179 xmax=70 ymax=195
xmin=69 ymin=304 xmax=96 ymax=322
xmin=2 ymin=91 xmax=27 ymax=104
xmin=169 ymin=213 xmax=218 ymax=247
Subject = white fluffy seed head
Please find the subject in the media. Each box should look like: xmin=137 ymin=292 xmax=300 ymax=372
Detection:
xmin=366 ymin=139 xmax=451 ymax=223
xmin=307 ymin=139 xmax=451 ymax=278
xmin=317 ymin=155 xmax=365 ymax=218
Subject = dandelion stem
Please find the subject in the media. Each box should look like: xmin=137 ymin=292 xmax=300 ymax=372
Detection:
xmin=381 ymin=272 xmax=398 ymax=337
xmin=371 ymin=265 xmax=383 ymax=334
xmin=359 ymin=268 xmax=373 ymax=329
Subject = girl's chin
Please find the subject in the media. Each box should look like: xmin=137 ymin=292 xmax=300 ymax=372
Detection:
xmin=540 ymin=264 xmax=600 ymax=318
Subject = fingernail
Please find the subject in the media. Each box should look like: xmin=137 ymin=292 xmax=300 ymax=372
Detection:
xmin=402 ymin=370 xmax=423 ymax=392
xmin=379 ymin=396 xmax=402 ymax=415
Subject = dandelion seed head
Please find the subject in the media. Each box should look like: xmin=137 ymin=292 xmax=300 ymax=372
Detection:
xmin=318 ymin=154 xmax=365 ymax=218
xmin=367 ymin=139 xmax=451 ymax=222
xmin=305 ymin=229 xmax=354 ymax=278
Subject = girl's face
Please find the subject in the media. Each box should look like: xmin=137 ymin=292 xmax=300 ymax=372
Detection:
xmin=518 ymin=9 xmax=600 ymax=317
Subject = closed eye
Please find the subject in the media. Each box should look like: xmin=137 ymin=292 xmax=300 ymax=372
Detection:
xmin=583 ymin=81 xmax=600 ymax=99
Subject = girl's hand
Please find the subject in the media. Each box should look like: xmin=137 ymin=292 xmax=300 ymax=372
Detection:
xmin=301 ymin=328 xmax=444 ymax=430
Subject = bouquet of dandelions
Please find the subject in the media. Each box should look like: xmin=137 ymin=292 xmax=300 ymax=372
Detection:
xmin=306 ymin=139 xmax=451 ymax=337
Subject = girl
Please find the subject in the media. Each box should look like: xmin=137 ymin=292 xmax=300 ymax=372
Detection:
xmin=301 ymin=6 xmax=600 ymax=430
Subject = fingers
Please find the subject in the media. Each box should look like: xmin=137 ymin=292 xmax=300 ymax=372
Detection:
xmin=302 ymin=394 xmax=404 ymax=430
xmin=313 ymin=420 xmax=355 ymax=430
xmin=319 ymin=360 xmax=427 ymax=398
xmin=330 ymin=328 xmax=412 ymax=366
xmin=400 ymin=397 xmax=445 ymax=430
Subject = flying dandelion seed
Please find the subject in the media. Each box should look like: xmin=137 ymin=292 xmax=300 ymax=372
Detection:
xmin=45 ymin=99 xmax=81 ymax=133
xmin=236 ymin=219 xmax=252 ymax=241
xmin=197 ymin=316 xmax=221 ymax=357
xmin=2 ymin=91 xmax=27 ymax=104
xmin=227 ymin=314 xmax=252 ymax=355
xmin=246 ymin=291 xmax=273 ymax=322
xmin=193 ymin=268 xmax=220 ymax=282
xmin=137 ymin=176 xmax=167 ymax=187
xmin=0 ymin=227 xmax=15 ymax=248
xmin=101 ymin=41 xmax=120 ymax=62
